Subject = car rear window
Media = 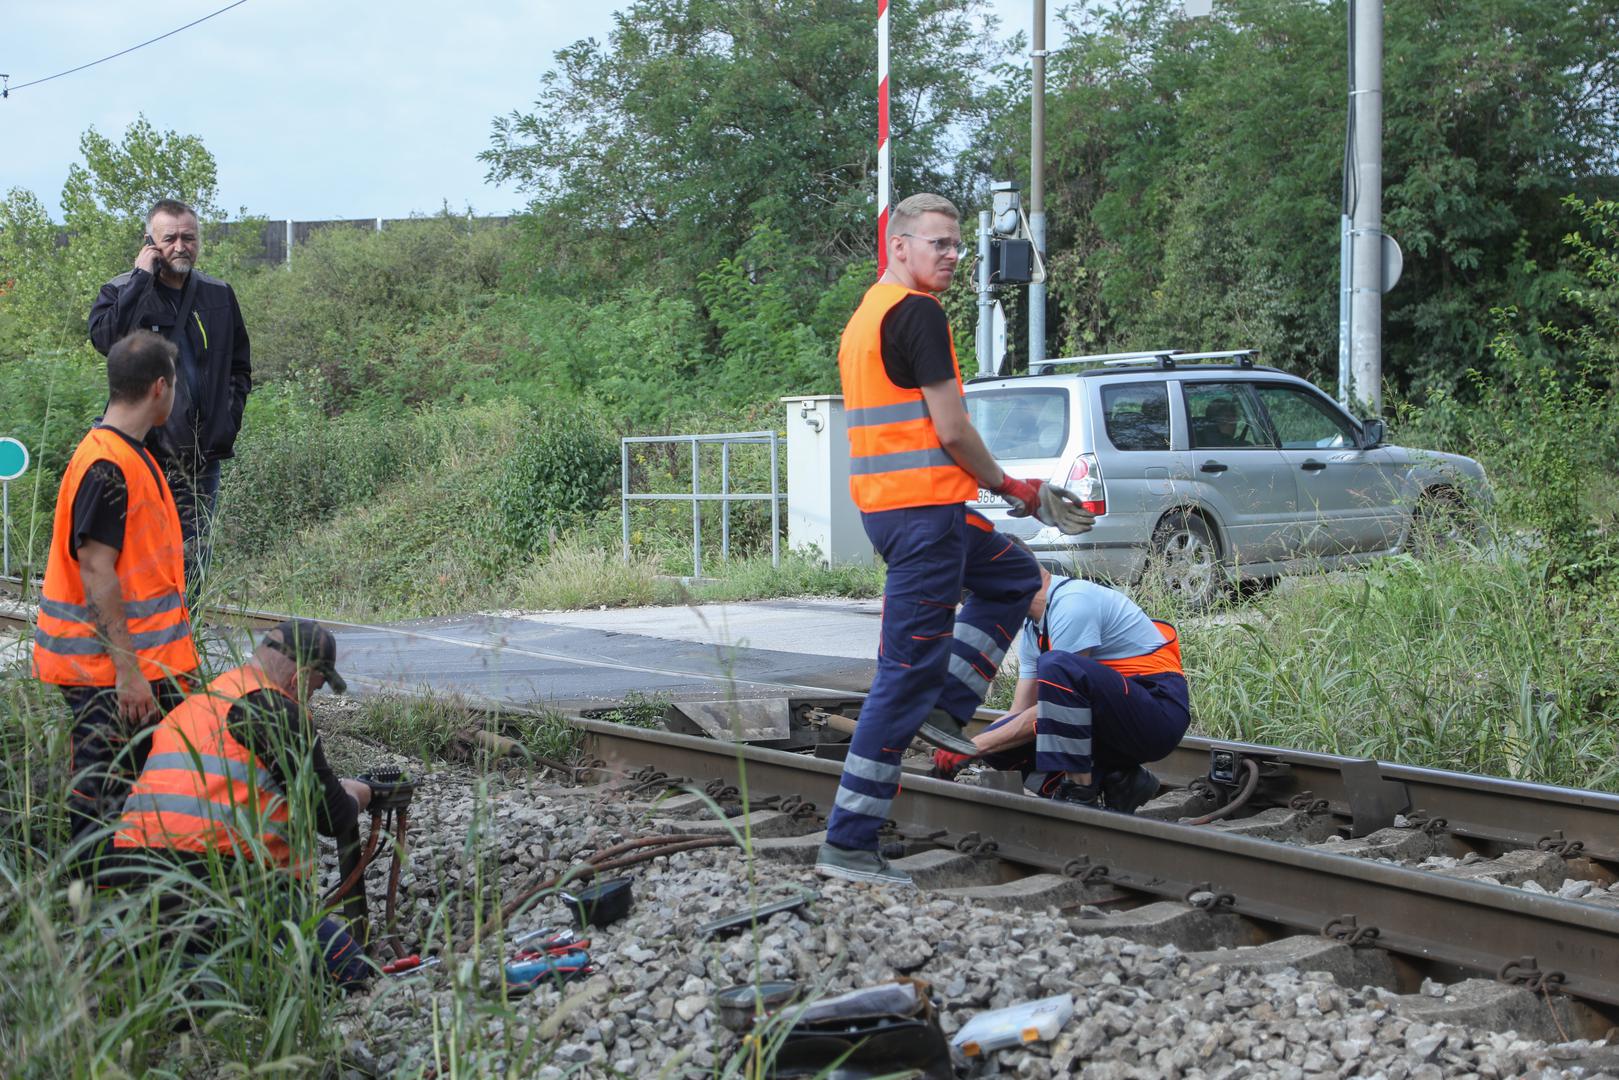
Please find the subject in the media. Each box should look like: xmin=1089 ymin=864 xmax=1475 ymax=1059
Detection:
xmin=965 ymin=388 xmax=1069 ymax=460
xmin=1101 ymin=382 xmax=1170 ymax=451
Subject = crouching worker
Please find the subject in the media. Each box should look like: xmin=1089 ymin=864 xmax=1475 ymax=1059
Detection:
xmin=934 ymin=552 xmax=1189 ymax=813
xmin=108 ymin=619 xmax=376 ymax=990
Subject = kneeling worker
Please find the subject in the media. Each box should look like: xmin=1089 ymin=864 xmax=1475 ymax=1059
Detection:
xmin=935 ymin=551 xmax=1189 ymax=812
xmin=111 ymin=619 xmax=376 ymax=988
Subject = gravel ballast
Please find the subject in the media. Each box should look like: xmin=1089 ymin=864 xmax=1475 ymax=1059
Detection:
xmin=312 ymin=705 xmax=1618 ymax=1078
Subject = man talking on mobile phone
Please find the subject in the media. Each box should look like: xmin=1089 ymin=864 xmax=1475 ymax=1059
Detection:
xmin=88 ymin=199 xmax=251 ymax=592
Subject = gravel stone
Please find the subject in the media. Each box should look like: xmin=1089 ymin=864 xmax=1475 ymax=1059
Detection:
xmin=307 ymin=701 xmax=1616 ymax=1078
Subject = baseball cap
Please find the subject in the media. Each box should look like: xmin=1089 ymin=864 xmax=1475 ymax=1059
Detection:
xmin=263 ymin=618 xmax=348 ymax=694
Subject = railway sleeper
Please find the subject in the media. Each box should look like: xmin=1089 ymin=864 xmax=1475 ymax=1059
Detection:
xmin=1204 ymin=806 xmax=1339 ymax=844
xmin=647 ymin=810 xmax=818 ymax=839
xmin=1308 ymin=825 xmax=1442 ymax=862
xmin=1387 ymin=978 xmax=1611 ymax=1046
xmin=1430 ymin=848 xmax=1568 ymax=890
xmin=1184 ymin=935 xmax=1400 ymax=990
xmin=1069 ymin=900 xmax=1267 ymax=951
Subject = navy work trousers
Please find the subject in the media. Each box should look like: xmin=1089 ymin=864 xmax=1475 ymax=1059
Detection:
xmin=980 ymin=651 xmax=1189 ymax=778
xmin=826 ymin=504 xmax=1040 ymax=851
xmin=62 ymin=676 xmax=191 ymax=864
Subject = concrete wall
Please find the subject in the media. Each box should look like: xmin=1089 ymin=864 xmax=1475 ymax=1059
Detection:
xmin=211 ymin=215 xmax=512 ymax=267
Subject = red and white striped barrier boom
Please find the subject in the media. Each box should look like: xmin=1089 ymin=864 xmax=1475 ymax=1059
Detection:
xmin=877 ymin=0 xmax=891 ymax=274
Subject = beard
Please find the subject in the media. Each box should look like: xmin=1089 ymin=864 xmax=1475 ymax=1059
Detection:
xmin=163 ymin=254 xmax=195 ymax=276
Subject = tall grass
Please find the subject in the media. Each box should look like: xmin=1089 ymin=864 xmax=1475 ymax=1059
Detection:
xmin=1180 ymin=541 xmax=1619 ymax=790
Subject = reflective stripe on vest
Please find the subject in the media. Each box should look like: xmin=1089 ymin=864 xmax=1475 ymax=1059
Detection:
xmin=33 ymin=427 xmax=196 ymax=686
xmin=837 ymin=283 xmax=977 ymax=512
xmin=114 ymin=665 xmax=298 ymax=870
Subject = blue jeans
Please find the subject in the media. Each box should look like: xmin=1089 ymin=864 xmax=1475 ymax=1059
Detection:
xmin=826 ymin=504 xmax=1040 ymax=851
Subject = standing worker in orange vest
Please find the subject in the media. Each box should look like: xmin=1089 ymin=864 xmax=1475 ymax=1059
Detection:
xmin=111 ymin=620 xmax=376 ymax=989
xmin=816 ymin=193 xmax=1095 ymax=886
xmin=34 ymin=330 xmax=200 ymax=864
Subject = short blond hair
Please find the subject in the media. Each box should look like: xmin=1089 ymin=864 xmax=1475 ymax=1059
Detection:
xmin=890 ymin=193 xmax=960 ymax=236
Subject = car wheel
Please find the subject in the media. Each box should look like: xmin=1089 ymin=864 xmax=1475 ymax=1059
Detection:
xmin=1147 ymin=511 xmax=1225 ymax=611
xmin=1409 ymin=487 xmax=1479 ymax=555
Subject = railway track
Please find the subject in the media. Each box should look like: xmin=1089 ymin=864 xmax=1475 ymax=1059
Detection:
xmin=567 ymin=709 xmax=1619 ymax=1031
xmin=7 ymin=572 xmax=1617 ymax=1028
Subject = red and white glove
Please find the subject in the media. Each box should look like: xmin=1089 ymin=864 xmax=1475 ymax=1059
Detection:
xmin=931 ymin=749 xmax=971 ymax=779
xmin=993 ymin=476 xmax=1045 ymax=519
xmin=993 ymin=476 xmax=1096 ymax=535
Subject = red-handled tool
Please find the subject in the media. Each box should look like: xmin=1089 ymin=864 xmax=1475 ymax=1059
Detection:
xmin=382 ymin=954 xmax=441 ymax=976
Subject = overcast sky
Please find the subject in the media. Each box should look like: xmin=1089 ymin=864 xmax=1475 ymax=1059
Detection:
xmin=3 ymin=0 xmax=1056 ymax=223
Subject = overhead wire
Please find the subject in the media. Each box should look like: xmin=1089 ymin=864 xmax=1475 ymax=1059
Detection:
xmin=2 ymin=0 xmax=250 ymax=97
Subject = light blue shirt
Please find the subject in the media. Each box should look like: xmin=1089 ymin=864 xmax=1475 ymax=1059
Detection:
xmin=1015 ymin=575 xmax=1166 ymax=673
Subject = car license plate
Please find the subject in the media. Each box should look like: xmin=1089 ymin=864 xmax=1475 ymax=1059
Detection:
xmin=975 ymin=488 xmax=1006 ymax=507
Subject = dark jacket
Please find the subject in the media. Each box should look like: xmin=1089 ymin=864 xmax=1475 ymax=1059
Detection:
xmin=89 ymin=267 xmax=252 ymax=466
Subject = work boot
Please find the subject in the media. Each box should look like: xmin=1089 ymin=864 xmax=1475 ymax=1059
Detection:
xmin=1026 ymin=770 xmax=1104 ymax=807
xmin=915 ymin=708 xmax=979 ymax=757
xmin=814 ymin=843 xmax=915 ymax=887
xmin=1050 ymin=779 xmax=1104 ymax=808
xmin=1102 ymin=766 xmax=1161 ymax=815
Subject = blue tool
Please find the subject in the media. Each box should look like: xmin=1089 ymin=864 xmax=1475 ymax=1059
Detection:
xmin=503 ymin=949 xmax=593 ymax=996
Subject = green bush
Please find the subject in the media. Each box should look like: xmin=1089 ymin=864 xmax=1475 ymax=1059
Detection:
xmin=495 ymin=410 xmax=618 ymax=554
xmin=233 ymin=214 xmax=509 ymax=411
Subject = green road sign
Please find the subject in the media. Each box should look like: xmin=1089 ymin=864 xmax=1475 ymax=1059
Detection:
xmin=0 ymin=437 xmax=28 ymax=482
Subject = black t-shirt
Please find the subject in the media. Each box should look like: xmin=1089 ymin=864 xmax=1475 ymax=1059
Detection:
xmin=69 ymin=424 xmax=161 ymax=556
xmin=226 ymin=689 xmax=359 ymax=840
xmin=878 ymin=295 xmax=958 ymax=390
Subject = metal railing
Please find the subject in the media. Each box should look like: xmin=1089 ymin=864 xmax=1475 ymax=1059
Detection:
xmin=620 ymin=431 xmax=783 ymax=578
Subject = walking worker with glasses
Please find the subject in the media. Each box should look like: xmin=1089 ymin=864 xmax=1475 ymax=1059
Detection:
xmin=815 ymin=193 xmax=1094 ymax=887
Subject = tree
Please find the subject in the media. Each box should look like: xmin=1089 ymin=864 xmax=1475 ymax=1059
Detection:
xmin=994 ymin=0 xmax=1619 ymax=393
xmin=482 ymin=0 xmax=1006 ymax=295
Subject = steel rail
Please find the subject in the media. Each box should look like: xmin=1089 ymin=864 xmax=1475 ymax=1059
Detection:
xmin=1154 ymin=735 xmax=1619 ymax=863
xmin=573 ymin=715 xmax=1619 ymax=1008
xmin=1 ymin=575 xmax=283 ymax=631
xmin=9 ymin=568 xmax=1617 ymax=862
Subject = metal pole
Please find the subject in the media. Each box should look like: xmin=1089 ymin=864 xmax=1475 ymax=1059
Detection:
xmin=690 ymin=440 xmax=702 ymax=579
xmin=769 ymin=434 xmax=781 ymax=569
xmin=720 ymin=441 xmax=731 ymax=563
xmin=2 ymin=481 xmax=8 ymax=579
xmin=877 ymin=0 xmax=891 ymax=275
xmin=620 ymin=441 xmax=631 ymax=563
xmin=976 ymin=210 xmax=995 ymax=375
xmin=1028 ymin=0 xmax=1047 ymax=369
xmin=1338 ymin=213 xmax=1353 ymax=406
xmin=1349 ymin=0 xmax=1383 ymax=415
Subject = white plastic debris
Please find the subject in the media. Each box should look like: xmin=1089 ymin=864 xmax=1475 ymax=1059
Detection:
xmin=951 ymin=993 xmax=1075 ymax=1058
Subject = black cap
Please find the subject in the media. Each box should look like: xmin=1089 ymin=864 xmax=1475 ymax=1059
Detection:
xmin=263 ymin=619 xmax=347 ymax=694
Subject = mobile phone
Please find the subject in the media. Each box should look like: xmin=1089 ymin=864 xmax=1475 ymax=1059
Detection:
xmin=143 ymin=233 xmax=166 ymax=275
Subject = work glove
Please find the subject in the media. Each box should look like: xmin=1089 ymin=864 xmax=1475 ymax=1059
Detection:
xmin=993 ymin=477 xmax=1096 ymax=536
xmin=931 ymin=749 xmax=971 ymax=780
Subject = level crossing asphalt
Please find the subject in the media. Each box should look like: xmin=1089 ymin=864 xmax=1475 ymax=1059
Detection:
xmin=324 ymin=598 xmax=883 ymax=710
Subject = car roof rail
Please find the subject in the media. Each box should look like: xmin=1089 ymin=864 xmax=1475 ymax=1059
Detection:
xmin=1169 ymin=349 xmax=1259 ymax=367
xmin=1032 ymin=349 xmax=1182 ymax=375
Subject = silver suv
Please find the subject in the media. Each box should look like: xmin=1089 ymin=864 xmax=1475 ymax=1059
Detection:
xmin=964 ymin=350 xmax=1488 ymax=608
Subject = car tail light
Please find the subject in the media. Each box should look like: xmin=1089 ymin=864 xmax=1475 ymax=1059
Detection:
xmin=1065 ymin=453 xmax=1106 ymax=516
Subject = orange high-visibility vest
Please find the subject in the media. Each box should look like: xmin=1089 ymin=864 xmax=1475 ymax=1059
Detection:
xmin=838 ymin=284 xmax=977 ymax=512
xmin=33 ymin=426 xmax=196 ymax=686
xmin=114 ymin=665 xmax=297 ymax=870
xmin=1098 ymin=621 xmax=1183 ymax=678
